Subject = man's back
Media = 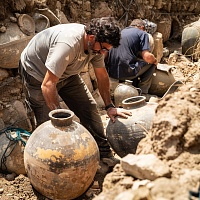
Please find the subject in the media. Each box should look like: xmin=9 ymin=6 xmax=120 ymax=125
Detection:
xmin=20 ymin=23 xmax=86 ymax=82
xmin=107 ymin=27 xmax=150 ymax=79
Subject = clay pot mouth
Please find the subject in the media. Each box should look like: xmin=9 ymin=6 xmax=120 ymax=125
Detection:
xmin=122 ymin=96 xmax=146 ymax=104
xmin=49 ymin=109 xmax=74 ymax=119
xmin=33 ymin=13 xmax=50 ymax=33
xmin=122 ymin=96 xmax=146 ymax=109
xmin=17 ymin=14 xmax=35 ymax=36
xmin=49 ymin=109 xmax=74 ymax=126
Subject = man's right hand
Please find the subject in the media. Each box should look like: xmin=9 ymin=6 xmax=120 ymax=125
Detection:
xmin=107 ymin=107 xmax=132 ymax=123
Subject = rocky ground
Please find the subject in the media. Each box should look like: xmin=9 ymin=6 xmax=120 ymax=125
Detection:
xmin=0 ymin=0 xmax=200 ymax=199
xmin=0 ymin=39 xmax=199 ymax=200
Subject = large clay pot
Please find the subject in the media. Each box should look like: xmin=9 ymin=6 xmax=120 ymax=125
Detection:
xmin=114 ymin=80 xmax=140 ymax=107
xmin=149 ymin=64 xmax=176 ymax=97
xmin=0 ymin=23 xmax=33 ymax=68
xmin=181 ymin=20 xmax=200 ymax=60
xmin=106 ymin=96 xmax=157 ymax=158
xmin=24 ymin=109 xmax=99 ymax=200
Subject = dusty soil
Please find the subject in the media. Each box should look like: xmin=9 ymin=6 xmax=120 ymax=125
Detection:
xmin=0 ymin=39 xmax=200 ymax=200
xmin=0 ymin=0 xmax=200 ymax=198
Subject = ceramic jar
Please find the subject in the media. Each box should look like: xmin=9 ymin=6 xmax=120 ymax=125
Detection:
xmin=0 ymin=22 xmax=33 ymax=69
xmin=114 ymin=80 xmax=140 ymax=107
xmin=106 ymin=96 xmax=157 ymax=158
xmin=24 ymin=109 xmax=99 ymax=200
xmin=149 ymin=64 xmax=176 ymax=97
xmin=182 ymin=20 xmax=200 ymax=60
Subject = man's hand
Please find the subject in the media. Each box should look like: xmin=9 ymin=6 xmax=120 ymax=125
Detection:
xmin=107 ymin=107 xmax=132 ymax=122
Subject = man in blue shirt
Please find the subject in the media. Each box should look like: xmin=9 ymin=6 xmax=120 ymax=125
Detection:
xmin=106 ymin=19 xmax=157 ymax=96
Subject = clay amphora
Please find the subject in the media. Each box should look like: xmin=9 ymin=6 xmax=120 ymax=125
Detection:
xmin=24 ymin=109 xmax=99 ymax=200
xmin=114 ymin=80 xmax=140 ymax=107
xmin=149 ymin=64 xmax=176 ymax=97
xmin=106 ymin=96 xmax=157 ymax=158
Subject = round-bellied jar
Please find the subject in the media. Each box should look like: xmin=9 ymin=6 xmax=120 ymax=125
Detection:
xmin=24 ymin=109 xmax=99 ymax=200
xmin=114 ymin=80 xmax=140 ymax=107
xmin=106 ymin=96 xmax=157 ymax=158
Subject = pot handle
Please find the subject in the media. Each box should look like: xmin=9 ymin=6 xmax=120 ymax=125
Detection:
xmin=135 ymin=87 xmax=142 ymax=95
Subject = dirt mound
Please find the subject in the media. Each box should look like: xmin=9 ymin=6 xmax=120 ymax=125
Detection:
xmin=92 ymin=79 xmax=200 ymax=200
xmin=138 ymin=79 xmax=200 ymax=157
xmin=137 ymin=78 xmax=200 ymax=174
xmin=92 ymin=55 xmax=200 ymax=200
xmin=151 ymin=80 xmax=200 ymax=159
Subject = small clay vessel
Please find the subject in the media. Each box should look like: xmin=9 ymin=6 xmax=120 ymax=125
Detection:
xmin=17 ymin=14 xmax=35 ymax=36
xmin=37 ymin=8 xmax=61 ymax=26
xmin=114 ymin=80 xmax=140 ymax=107
xmin=149 ymin=64 xmax=176 ymax=97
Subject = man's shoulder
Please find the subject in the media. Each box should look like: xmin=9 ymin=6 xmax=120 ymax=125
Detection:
xmin=57 ymin=23 xmax=85 ymax=29
xmin=122 ymin=27 xmax=148 ymax=35
xmin=56 ymin=23 xmax=85 ymax=42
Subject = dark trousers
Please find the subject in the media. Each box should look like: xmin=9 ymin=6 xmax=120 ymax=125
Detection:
xmin=120 ymin=64 xmax=156 ymax=94
xmin=136 ymin=64 xmax=156 ymax=94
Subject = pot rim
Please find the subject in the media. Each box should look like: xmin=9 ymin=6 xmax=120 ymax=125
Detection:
xmin=49 ymin=109 xmax=74 ymax=119
xmin=122 ymin=96 xmax=146 ymax=106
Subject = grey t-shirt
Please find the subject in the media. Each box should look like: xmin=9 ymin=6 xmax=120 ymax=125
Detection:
xmin=20 ymin=23 xmax=105 ymax=82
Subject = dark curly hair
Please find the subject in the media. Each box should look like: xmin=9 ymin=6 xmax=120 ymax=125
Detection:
xmin=85 ymin=17 xmax=121 ymax=48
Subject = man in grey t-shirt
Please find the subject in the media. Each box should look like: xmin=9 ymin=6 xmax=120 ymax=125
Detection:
xmin=19 ymin=17 xmax=131 ymax=170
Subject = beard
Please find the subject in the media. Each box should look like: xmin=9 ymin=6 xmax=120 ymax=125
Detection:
xmin=87 ymin=40 xmax=95 ymax=53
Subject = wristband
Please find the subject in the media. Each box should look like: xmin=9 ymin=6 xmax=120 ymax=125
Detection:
xmin=105 ymin=103 xmax=115 ymax=111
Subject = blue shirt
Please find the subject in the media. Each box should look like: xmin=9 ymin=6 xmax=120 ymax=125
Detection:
xmin=107 ymin=27 xmax=150 ymax=79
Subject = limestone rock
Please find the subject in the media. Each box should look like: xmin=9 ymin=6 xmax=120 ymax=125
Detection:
xmin=121 ymin=154 xmax=171 ymax=181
